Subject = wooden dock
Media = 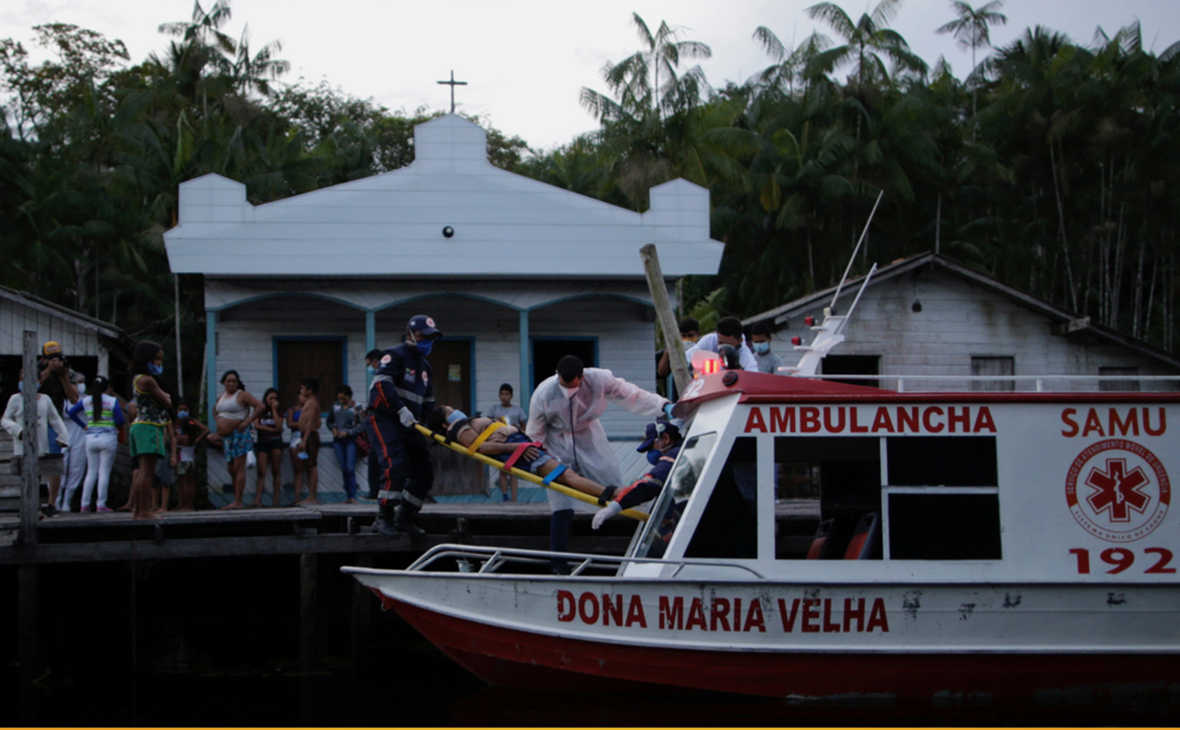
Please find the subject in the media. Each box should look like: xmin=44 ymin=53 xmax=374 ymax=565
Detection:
xmin=0 ymin=498 xmax=823 ymax=565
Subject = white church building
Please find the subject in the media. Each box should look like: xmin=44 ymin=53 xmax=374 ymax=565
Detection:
xmin=164 ymin=114 xmax=724 ymax=501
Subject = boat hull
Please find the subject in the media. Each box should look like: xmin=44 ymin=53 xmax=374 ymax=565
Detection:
xmin=350 ymin=569 xmax=1180 ymax=700
xmin=393 ymin=597 xmax=1175 ymax=700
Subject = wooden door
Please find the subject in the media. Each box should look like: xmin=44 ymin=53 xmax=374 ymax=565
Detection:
xmin=275 ymin=339 xmax=344 ymax=412
xmin=422 ymin=339 xmax=483 ymax=495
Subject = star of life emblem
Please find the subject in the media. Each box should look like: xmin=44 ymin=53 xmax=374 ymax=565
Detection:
xmin=1065 ymin=439 xmax=1170 ymax=542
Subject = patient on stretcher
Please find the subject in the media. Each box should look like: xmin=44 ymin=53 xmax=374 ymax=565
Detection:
xmin=425 ymin=406 xmax=613 ymax=500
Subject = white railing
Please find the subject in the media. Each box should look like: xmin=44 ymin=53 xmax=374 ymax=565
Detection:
xmin=776 ymin=372 xmax=1180 ymax=393
xmin=405 ymin=543 xmax=768 ymax=579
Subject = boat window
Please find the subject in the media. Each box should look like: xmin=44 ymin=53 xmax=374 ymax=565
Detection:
xmin=884 ymin=436 xmax=1002 ymax=560
xmin=635 ymin=432 xmax=716 ymax=559
xmin=774 ymin=437 xmax=882 ymax=560
xmin=685 ymin=437 xmax=758 ymax=560
xmin=888 ymin=494 xmax=1002 ymax=559
xmin=887 ymin=436 xmax=997 ymax=486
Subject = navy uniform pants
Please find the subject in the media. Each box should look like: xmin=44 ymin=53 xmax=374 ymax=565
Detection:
xmin=367 ymin=412 xmax=433 ymax=513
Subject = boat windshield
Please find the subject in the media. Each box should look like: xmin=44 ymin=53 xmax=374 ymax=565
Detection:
xmin=634 ymin=431 xmax=717 ymax=559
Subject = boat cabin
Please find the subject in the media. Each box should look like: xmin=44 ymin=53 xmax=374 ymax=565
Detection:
xmin=625 ymin=370 xmax=1179 ymax=586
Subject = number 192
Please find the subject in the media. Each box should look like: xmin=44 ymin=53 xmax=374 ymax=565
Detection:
xmin=1069 ymin=547 xmax=1175 ymax=574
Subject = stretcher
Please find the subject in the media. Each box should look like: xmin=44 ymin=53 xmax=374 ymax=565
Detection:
xmin=414 ymin=423 xmax=649 ymax=521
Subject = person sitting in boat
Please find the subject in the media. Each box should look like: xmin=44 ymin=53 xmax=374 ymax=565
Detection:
xmin=592 ymin=419 xmax=683 ymax=530
xmin=425 ymin=406 xmax=615 ymax=501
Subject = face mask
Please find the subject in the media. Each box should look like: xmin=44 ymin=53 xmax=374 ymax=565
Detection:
xmin=646 ymin=450 xmax=662 ymax=465
xmin=446 ymin=409 xmax=467 ymax=425
xmin=560 ymin=385 xmax=579 ymax=399
xmin=753 ymin=342 xmax=770 ymax=355
xmin=177 ymin=410 xmax=190 ymax=420
xmin=17 ymin=381 xmax=37 ymax=393
xmin=414 ymin=337 xmax=433 ymax=357
xmin=366 ymin=365 xmax=376 ymax=376
xmin=148 ymin=363 xmax=164 ymax=376
xmin=76 ymin=383 xmax=87 ymax=395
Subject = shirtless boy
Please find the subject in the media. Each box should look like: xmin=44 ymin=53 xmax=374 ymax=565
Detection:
xmin=296 ymin=378 xmax=322 ymax=504
xmin=425 ymin=405 xmax=614 ymax=500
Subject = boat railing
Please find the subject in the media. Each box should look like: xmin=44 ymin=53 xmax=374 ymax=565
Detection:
xmin=778 ymin=372 xmax=1180 ymax=393
xmin=405 ymin=543 xmax=768 ymax=580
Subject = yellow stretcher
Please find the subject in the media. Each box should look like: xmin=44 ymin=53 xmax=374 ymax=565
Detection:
xmin=414 ymin=423 xmax=649 ymax=522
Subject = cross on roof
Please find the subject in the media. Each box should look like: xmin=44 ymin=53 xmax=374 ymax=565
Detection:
xmin=437 ymin=70 xmax=468 ymax=114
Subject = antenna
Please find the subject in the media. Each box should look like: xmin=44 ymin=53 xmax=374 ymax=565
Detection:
xmin=830 ymin=190 xmax=884 ymax=312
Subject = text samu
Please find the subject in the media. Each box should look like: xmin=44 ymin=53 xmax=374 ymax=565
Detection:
xmin=556 ymin=591 xmax=889 ymax=633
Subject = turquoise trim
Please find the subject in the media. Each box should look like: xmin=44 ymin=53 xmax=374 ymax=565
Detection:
xmin=373 ymin=292 xmax=522 ymax=313
xmin=208 ymin=291 xmax=366 ymax=313
xmin=208 ymin=289 xmax=655 ymax=315
xmin=518 ymin=310 xmax=530 ymax=407
xmin=365 ymin=311 xmax=376 ymax=392
xmin=525 ymin=293 xmax=654 ymax=312
xmin=206 ymin=312 xmax=218 ymax=430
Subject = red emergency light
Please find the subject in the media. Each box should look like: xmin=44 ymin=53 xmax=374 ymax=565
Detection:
xmin=804 ymin=316 xmax=815 ymax=326
xmin=691 ymin=350 xmax=722 ymax=377
xmin=791 ymin=336 xmax=802 ymax=346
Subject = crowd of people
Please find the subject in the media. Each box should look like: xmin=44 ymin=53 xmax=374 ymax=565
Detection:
xmin=1 ymin=313 xmax=784 ymax=535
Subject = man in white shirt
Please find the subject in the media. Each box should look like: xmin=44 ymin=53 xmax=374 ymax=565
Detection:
xmin=527 ymin=356 xmax=671 ymax=573
xmin=685 ymin=316 xmax=759 ymax=372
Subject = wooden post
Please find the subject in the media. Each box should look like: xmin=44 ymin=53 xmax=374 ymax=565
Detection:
xmin=299 ymin=552 xmax=318 ymax=670
xmin=18 ymin=564 xmax=40 ymax=723
xmin=350 ymin=553 xmax=373 ymax=668
xmin=640 ymin=244 xmax=692 ymax=397
xmin=300 ymin=552 xmax=319 ymax=721
xmin=20 ymin=331 xmax=39 ymax=545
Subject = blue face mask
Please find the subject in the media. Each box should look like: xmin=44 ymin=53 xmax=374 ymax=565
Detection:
xmin=646 ymin=450 xmax=662 ymax=465
xmin=177 ymin=410 xmax=190 ymax=420
xmin=148 ymin=363 xmax=164 ymax=376
xmin=446 ymin=409 xmax=468 ymax=425
xmin=366 ymin=365 xmax=376 ymax=376
xmin=415 ymin=338 xmax=433 ymax=357
xmin=753 ymin=341 xmax=770 ymax=355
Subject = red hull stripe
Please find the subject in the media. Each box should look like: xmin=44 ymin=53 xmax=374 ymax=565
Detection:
xmin=391 ymin=599 xmax=1178 ymax=699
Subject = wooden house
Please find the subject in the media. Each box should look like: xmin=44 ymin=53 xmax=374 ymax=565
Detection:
xmin=745 ymin=252 xmax=1180 ymax=393
xmin=0 ymin=286 xmax=132 ymax=510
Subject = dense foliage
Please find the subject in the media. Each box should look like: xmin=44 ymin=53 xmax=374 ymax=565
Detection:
xmin=2 ymin=0 xmax=1178 ymax=393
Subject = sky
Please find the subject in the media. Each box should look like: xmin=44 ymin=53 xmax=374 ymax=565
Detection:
xmin=4 ymin=0 xmax=1179 ymax=152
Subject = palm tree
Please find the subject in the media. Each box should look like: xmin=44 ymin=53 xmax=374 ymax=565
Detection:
xmin=805 ymin=0 xmax=928 ymax=91
xmin=581 ymin=12 xmax=712 ymax=122
xmin=229 ymin=26 xmax=290 ymax=98
xmin=158 ymin=0 xmax=236 ymax=57
xmin=936 ymin=1 xmax=1007 ymax=117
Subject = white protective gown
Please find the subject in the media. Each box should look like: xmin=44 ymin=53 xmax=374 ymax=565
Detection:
xmin=2 ymin=392 xmax=70 ymax=456
xmin=526 ymin=368 xmax=668 ymax=511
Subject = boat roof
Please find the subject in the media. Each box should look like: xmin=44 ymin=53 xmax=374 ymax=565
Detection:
xmin=675 ymin=371 xmax=1180 ymax=410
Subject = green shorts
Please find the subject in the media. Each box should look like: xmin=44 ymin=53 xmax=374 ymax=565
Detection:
xmin=129 ymin=422 xmax=167 ymax=458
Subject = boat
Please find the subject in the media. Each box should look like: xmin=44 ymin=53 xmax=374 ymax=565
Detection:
xmin=344 ymin=244 xmax=1179 ymax=699
xmin=344 ymin=355 xmax=1179 ymax=699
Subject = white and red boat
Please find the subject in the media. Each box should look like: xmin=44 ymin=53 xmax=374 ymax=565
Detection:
xmin=345 ymin=244 xmax=1179 ymax=700
xmin=344 ymin=356 xmax=1179 ymax=699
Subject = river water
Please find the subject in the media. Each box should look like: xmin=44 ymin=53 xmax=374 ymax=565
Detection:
xmin=3 ymin=556 xmax=1177 ymax=726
